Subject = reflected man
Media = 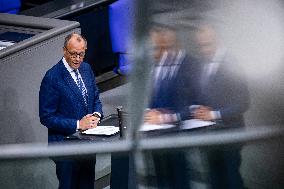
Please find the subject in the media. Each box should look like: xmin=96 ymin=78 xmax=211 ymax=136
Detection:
xmin=144 ymin=26 xmax=191 ymax=189
xmin=189 ymin=24 xmax=250 ymax=189
xmin=191 ymin=25 xmax=249 ymax=127
xmin=145 ymin=26 xmax=190 ymax=125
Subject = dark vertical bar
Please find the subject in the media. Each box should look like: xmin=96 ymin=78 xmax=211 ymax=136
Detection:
xmin=117 ymin=106 xmax=123 ymax=138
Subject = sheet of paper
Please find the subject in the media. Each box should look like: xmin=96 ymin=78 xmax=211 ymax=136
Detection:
xmin=181 ymin=119 xmax=215 ymax=130
xmin=82 ymin=126 xmax=119 ymax=135
xmin=139 ymin=123 xmax=175 ymax=132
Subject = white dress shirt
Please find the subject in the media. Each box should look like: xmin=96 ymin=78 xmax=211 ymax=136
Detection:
xmin=62 ymin=57 xmax=101 ymax=130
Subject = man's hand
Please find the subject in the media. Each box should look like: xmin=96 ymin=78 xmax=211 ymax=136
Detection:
xmin=79 ymin=114 xmax=100 ymax=130
xmin=193 ymin=105 xmax=214 ymax=121
xmin=144 ymin=109 xmax=163 ymax=124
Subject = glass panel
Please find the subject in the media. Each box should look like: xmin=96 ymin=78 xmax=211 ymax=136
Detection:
xmin=132 ymin=0 xmax=284 ymax=189
xmin=137 ymin=136 xmax=284 ymax=189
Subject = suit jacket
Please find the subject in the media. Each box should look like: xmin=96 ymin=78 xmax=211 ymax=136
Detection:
xmin=149 ymin=54 xmax=196 ymax=114
xmin=183 ymin=53 xmax=250 ymax=127
xmin=39 ymin=60 xmax=103 ymax=142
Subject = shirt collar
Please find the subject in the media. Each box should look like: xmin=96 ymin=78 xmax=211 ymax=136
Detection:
xmin=62 ymin=57 xmax=74 ymax=73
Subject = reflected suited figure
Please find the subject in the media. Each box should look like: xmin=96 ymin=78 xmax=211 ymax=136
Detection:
xmin=145 ymin=26 xmax=192 ymax=124
xmin=144 ymin=26 xmax=191 ymax=189
xmin=39 ymin=33 xmax=103 ymax=189
xmin=189 ymin=25 xmax=250 ymax=128
xmin=187 ymin=24 xmax=250 ymax=189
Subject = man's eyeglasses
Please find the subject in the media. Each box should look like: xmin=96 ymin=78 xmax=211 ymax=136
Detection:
xmin=64 ymin=47 xmax=85 ymax=59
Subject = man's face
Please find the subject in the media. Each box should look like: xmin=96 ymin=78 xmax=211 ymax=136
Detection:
xmin=196 ymin=26 xmax=217 ymax=61
xmin=63 ymin=36 xmax=86 ymax=70
xmin=150 ymin=30 xmax=177 ymax=61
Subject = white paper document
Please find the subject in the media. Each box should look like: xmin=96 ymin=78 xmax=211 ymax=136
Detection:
xmin=82 ymin=126 xmax=119 ymax=136
xmin=139 ymin=123 xmax=175 ymax=132
xmin=181 ymin=119 xmax=215 ymax=130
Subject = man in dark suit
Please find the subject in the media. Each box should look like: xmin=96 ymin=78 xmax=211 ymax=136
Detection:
xmin=189 ymin=25 xmax=249 ymax=128
xmin=39 ymin=33 xmax=103 ymax=189
xmin=188 ymin=24 xmax=250 ymax=189
xmin=144 ymin=26 xmax=191 ymax=189
xmin=145 ymin=26 xmax=191 ymax=124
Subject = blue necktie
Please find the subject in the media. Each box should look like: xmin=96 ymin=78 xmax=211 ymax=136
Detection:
xmin=74 ymin=70 xmax=88 ymax=107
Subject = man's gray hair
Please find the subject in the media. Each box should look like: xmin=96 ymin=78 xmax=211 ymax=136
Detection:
xmin=64 ymin=33 xmax=87 ymax=48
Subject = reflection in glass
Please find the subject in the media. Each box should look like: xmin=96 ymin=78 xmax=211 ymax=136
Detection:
xmin=133 ymin=0 xmax=284 ymax=189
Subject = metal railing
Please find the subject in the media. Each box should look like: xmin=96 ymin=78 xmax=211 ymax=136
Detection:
xmin=0 ymin=126 xmax=283 ymax=160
